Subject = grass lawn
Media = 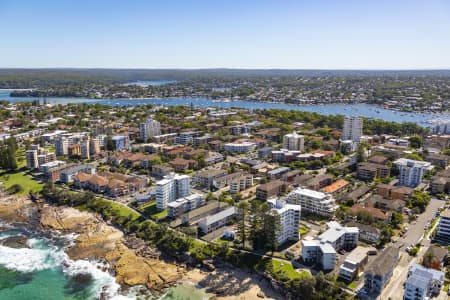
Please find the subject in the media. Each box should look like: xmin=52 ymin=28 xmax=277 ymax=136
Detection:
xmin=91 ymin=198 xmax=141 ymax=220
xmin=444 ymin=283 xmax=449 ymax=292
xmin=271 ymin=260 xmax=305 ymax=279
xmin=138 ymin=201 xmax=168 ymax=220
xmin=347 ymin=282 xmax=357 ymax=289
xmin=300 ymin=226 xmax=310 ymax=236
xmin=0 ymin=170 xmax=43 ymax=195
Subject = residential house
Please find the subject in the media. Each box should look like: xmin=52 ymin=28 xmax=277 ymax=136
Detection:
xmin=423 ymin=246 xmax=448 ymax=270
xmin=347 ymin=221 xmax=381 ymax=244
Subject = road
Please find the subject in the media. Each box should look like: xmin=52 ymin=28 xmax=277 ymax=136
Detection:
xmin=379 ymin=197 xmax=445 ymax=300
xmin=396 ymin=197 xmax=444 ymax=247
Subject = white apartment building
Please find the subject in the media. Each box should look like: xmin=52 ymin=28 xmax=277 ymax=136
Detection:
xmin=302 ymin=221 xmax=359 ymax=270
xmin=175 ymin=131 xmax=202 ymax=145
xmin=198 ymin=206 xmax=237 ymax=234
xmin=343 ymin=116 xmax=363 ymax=143
xmin=302 ymin=239 xmax=336 ymax=271
xmin=139 ymin=117 xmax=161 ymax=142
xmin=224 ymin=142 xmax=257 ymax=153
xmin=394 ymin=158 xmax=433 ymax=187
xmin=283 ymin=131 xmax=304 ymax=152
xmin=26 ymin=145 xmax=56 ymax=170
xmin=156 ymin=173 xmax=190 ymax=211
xmin=167 ymin=193 xmax=205 ymax=218
xmin=267 ymin=198 xmax=301 ymax=245
xmin=55 ymin=132 xmax=90 ymax=156
xmin=404 ymin=264 xmax=444 ymax=300
xmin=287 ymin=187 xmax=336 ymax=217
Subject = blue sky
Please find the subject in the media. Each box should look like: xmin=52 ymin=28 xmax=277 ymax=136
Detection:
xmin=0 ymin=0 xmax=449 ymax=69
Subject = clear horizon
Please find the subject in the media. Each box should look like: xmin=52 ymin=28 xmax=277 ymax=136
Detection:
xmin=1 ymin=0 xmax=449 ymax=69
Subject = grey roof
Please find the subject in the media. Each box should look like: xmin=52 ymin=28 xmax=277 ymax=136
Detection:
xmin=347 ymin=221 xmax=381 ymax=235
xmin=200 ymin=206 xmax=236 ymax=226
xmin=319 ymin=242 xmax=336 ymax=254
xmin=410 ymin=263 xmax=445 ymax=282
xmin=365 ymin=246 xmax=399 ymax=276
xmin=267 ymin=167 xmax=290 ymax=175
xmin=406 ymin=270 xmax=431 ymax=290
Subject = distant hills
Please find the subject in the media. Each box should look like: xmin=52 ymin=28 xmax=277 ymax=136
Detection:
xmin=1 ymin=68 xmax=450 ymax=89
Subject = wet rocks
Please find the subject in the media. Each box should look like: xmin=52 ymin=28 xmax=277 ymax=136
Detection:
xmin=0 ymin=235 xmax=29 ymax=249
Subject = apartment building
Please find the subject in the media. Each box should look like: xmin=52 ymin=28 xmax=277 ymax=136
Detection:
xmin=302 ymin=239 xmax=336 ymax=270
xmin=26 ymin=145 xmax=56 ymax=170
xmin=267 ymin=198 xmax=301 ymax=245
xmin=58 ymin=164 xmax=97 ymax=183
xmin=55 ymin=132 xmax=90 ymax=156
xmin=175 ymin=131 xmax=202 ymax=145
xmin=229 ymin=175 xmax=253 ymax=194
xmin=224 ymin=141 xmax=257 ymax=153
xmin=256 ymin=180 xmax=286 ymax=200
xmin=198 ymin=206 xmax=237 ymax=234
xmin=287 ymin=187 xmax=336 ymax=217
xmin=357 ymin=162 xmax=390 ymax=181
xmin=364 ymin=246 xmax=400 ymax=295
xmin=283 ymin=131 xmax=304 ymax=152
xmin=193 ymin=169 xmax=228 ymax=188
xmin=167 ymin=193 xmax=205 ymax=218
xmin=343 ymin=116 xmax=363 ymax=143
xmin=394 ymin=158 xmax=433 ymax=188
xmin=112 ymin=135 xmax=129 ymax=151
xmin=139 ymin=117 xmax=161 ymax=142
xmin=338 ymin=246 xmax=369 ymax=281
xmin=347 ymin=222 xmax=381 ymax=244
xmin=404 ymin=264 xmax=444 ymax=300
xmin=434 ymin=210 xmax=450 ymax=245
xmin=156 ymin=173 xmax=190 ymax=211
xmin=302 ymin=222 xmax=358 ymax=271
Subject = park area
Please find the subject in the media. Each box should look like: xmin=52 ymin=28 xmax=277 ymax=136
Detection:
xmin=0 ymin=169 xmax=43 ymax=195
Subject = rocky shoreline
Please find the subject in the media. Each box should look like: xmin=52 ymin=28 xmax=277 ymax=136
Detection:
xmin=0 ymin=196 xmax=183 ymax=298
xmin=0 ymin=195 xmax=284 ymax=299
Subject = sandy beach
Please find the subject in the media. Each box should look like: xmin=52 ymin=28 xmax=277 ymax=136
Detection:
xmin=184 ymin=266 xmax=283 ymax=300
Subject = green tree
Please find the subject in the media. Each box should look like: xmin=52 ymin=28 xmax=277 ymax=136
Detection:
xmin=264 ymin=210 xmax=281 ymax=254
xmin=390 ymin=212 xmax=404 ymax=229
xmin=409 ymin=135 xmax=422 ymax=149
xmin=236 ymin=201 xmax=250 ymax=248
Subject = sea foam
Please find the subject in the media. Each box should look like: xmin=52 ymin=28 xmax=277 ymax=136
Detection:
xmin=0 ymin=234 xmax=126 ymax=299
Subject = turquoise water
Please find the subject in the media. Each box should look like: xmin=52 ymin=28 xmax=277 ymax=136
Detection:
xmin=160 ymin=284 xmax=209 ymax=300
xmin=0 ymin=226 xmax=211 ymax=300
xmin=0 ymin=227 xmax=125 ymax=300
xmin=0 ymin=89 xmax=449 ymax=125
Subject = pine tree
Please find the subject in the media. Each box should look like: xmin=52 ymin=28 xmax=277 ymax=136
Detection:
xmin=264 ymin=210 xmax=281 ymax=254
xmin=236 ymin=201 xmax=249 ymax=248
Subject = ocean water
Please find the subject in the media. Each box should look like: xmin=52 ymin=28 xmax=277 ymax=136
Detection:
xmin=0 ymin=226 xmax=211 ymax=300
xmin=0 ymin=227 xmax=127 ymax=300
